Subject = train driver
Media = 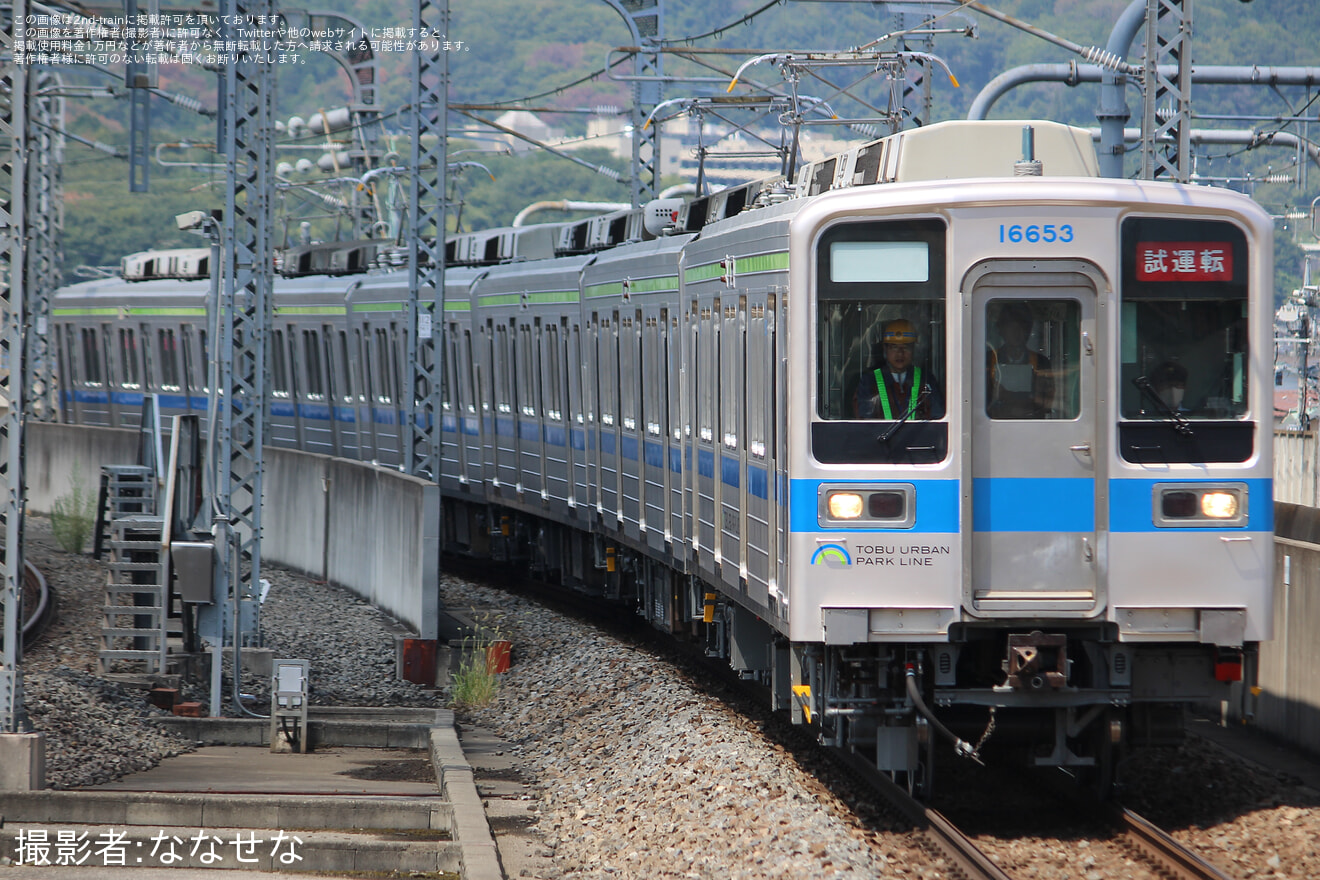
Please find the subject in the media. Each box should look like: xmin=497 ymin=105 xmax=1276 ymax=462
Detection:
xmin=855 ymin=319 xmax=944 ymax=420
xmin=987 ymin=302 xmax=1055 ymax=419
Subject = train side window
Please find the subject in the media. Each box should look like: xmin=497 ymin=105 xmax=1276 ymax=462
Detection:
xmin=180 ymin=327 xmax=196 ymax=394
xmin=118 ymin=328 xmax=140 ymax=388
xmin=720 ymin=301 xmax=741 ymax=448
xmin=158 ymin=329 xmax=180 ymax=390
xmin=59 ymin=326 xmax=76 ymax=386
xmin=357 ymin=329 xmax=373 ymax=403
xmin=544 ymin=322 xmax=562 ymax=421
xmin=519 ymin=323 xmax=536 ymax=417
xmin=391 ymin=327 xmax=405 ymax=404
xmin=198 ymin=329 xmax=209 ymax=390
xmin=139 ymin=326 xmax=155 ymax=391
xmin=619 ymin=315 xmax=636 ymax=431
xmin=336 ymin=330 xmax=354 ymax=402
xmin=374 ymin=328 xmax=392 ymax=403
xmin=599 ymin=317 xmax=616 ymax=427
xmin=81 ymin=328 xmax=102 ymax=386
xmin=271 ymin=329 xmax=289 ymax=396
xmin=303 ymin=329 xmax=324 ymax=398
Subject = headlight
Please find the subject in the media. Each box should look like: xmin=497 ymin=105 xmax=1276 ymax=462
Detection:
xmin=1154 ymin=484 xmax=1246 ymax=527
xmin=819 ymin=484 xmax=914 ymax=528
xmin=827 ymin=492 xmax=864 ymax=519
xmin=1200 ymin=491 xmax=1239 ymax=519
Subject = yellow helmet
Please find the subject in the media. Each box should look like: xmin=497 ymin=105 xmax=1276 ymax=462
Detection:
xmin=881 ymin=319 xmax=918 ymax=345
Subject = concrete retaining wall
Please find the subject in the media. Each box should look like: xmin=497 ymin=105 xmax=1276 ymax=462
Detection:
xmin=1243 ymin=502 xmax=1320 ymax=758
xmin=29 ymin=422 xmax=140 ymax=513
xmin=28 ymin=422 xmax=438 ymax=637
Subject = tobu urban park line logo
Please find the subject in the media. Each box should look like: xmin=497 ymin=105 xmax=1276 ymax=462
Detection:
xmin=811 ymin=543 xmax=852 ymax=568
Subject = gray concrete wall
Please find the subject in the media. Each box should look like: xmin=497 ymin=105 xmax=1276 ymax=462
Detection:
xmin=1242 ymin=502 xmax=1320 ymax=758
xmin=30 ymin=423 xmax=437 ymax=637
xmin=28 ymin=422 xmax=140 ymax=513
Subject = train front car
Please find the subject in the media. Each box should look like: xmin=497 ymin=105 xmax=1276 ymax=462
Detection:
xmin=786 ymin=122 xmax=1274 ymax=794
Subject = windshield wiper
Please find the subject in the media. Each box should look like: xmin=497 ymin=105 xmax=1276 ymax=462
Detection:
xmin=879 ymin=385 xmax=933 ymax=443
xmin=1132 ymin=376 xmax=1194 ymax=436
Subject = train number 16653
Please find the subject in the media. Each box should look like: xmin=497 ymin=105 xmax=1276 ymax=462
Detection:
xmin=999 ymin=223 xmax=1074 ymax=243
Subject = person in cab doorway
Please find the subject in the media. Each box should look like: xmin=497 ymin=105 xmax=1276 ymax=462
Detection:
xmin=855 ymin=319 xmax=943 ymax=420
xmin=987 ymin=302 xmax=1054 ymax=419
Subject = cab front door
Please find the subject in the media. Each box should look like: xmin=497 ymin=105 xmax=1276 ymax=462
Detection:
xmin=965 ymin=261 xmax=1105 ymax=617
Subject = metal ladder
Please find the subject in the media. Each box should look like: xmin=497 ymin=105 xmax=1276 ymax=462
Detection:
xmin=98 ymin=515 xmax=171 ymax=675
xmin=93 ymin=465 xmax=157 ymax=560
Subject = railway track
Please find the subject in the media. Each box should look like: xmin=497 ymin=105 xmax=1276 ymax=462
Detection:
xmin=835 ymin=744 xmax=1015 ymax=880
xmin=1117 ymin=807 xmax=1238 ymax=880
xmin=2 ymin=559 xmax=54 ymax=650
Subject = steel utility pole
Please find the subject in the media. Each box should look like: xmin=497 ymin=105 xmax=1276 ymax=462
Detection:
xmin=0 ymin=0 xmax=28 ymax=738
xmin=403 ymin=0 xmax=448 ymax=644
xmin=1139 ymin=0 xmax=1192 ymax=181
xmin=207 ymin=0 xmax=275 ymax=716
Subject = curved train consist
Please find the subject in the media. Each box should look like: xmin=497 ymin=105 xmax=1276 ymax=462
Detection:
xmin=53 ymin=120 xmax=1274 ymax=792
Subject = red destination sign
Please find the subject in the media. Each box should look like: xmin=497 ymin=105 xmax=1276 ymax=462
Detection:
xmin=1135 ymin=242 xmax=1233 ymax=281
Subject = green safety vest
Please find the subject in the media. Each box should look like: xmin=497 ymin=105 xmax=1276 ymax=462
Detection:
xmin=874 ymin=366 xmax=921 ymax=420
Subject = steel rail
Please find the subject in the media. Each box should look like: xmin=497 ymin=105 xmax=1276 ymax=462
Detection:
xmin=1118 ymin=807 xmax=1236 ymax=880
xmin=838 ymin=746 xmax=1016 ymax=880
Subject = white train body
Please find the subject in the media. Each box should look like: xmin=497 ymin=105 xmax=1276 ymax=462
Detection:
xmin=53 ymin=120 xmax=1274 ymax=790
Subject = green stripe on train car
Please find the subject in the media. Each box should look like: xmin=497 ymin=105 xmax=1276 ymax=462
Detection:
xmin=127 ymin=307 xmax=209 ymax=316
xmin=276 ymin=306 xmax=346 ymax=316
xmin=352 ymin=302 xmax=407 ymax=312
xmin=525 ymin=291 xmax=579 ymax=305
xmin=629 ymin=275 xmax=680 ymax=293
xmin=585 ymin=282 xmax=623 ymax=299
xmin=478 ymin=294 xmax=522 ymax=307
xmin=738 ymin=252 xmax=789 ymax=273
xmin=684 ymin=252 xmax=788 ymax=283
xmin=52 ymin=308 xmax=121 ymax=317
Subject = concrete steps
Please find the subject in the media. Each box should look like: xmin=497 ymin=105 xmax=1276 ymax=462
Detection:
xmin=0 ymin=710 xmax=500 ymax=879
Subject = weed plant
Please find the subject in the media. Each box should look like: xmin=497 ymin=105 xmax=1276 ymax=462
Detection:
xmin=50 ymin=463 xmax=98 ymax=554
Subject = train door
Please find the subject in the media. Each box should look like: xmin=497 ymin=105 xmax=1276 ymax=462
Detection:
xmin=641 ymin=309 xmax=668 ymax=554
xmin=744 ymin=292 xmax=776 ymax=609
xmin=966 ymin=263 xmax=1104 ymax=616
xmin=515 ymin=320 xmax=544 ymax=498
xmin=596 ymin=312 xmax=621 ymax=522
xmin=56 ymin=325 xmax=77 ymax=422
xmin=664 ymin=309 xmax=685 ymax=562
xmin=322 ymin=327 xmax=346 ymax=458
xmin=718 ymin=295 xmax=744 ymax=591
xmin=619 ymin=310 xmax=642 ymax=541
xmin=692 ymin=301 xmax=718 ymax=580
xmin=568 ymin=322 xmax=592 ymax=522
xmin=491 ymin=320 xmax=519 ymax=498
xmin=540 ymin=319 xmax=569 ymax=510
xmin=354 ymin=327 xmax=379 ymax=461
xmin=456 ymin=325 xmax=482 ymax=490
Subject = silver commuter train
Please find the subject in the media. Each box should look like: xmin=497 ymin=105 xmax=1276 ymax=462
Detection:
xmin=52 ymin=120 xmax=1274 ymax=792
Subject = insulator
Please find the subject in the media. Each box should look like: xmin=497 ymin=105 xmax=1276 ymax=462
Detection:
xmin=597 ymin=165 xmax=622 ymax=181
xmin=1080 ymin=46 xmax=1127 ymax=74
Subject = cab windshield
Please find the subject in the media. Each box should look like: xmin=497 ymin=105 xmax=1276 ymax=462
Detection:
xmin=1119 ymin=217 xmax=1249 ymax=421
xmin=816 ymin=218 xmax=947 ymax=422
